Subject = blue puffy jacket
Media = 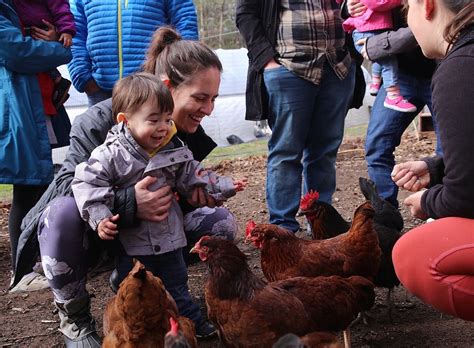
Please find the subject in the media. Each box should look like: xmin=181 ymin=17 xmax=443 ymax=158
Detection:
xmin=67 ymin=0 xmax=198 ymax=93
xmin=0 ymin=0 xmax=72 ymax=185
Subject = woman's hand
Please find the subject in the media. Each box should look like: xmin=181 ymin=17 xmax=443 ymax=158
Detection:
xmin=97 ymin=214 xmax=119 ymax=240
xmin=391 ymin=161 xmax=430 ymax=192
xmin=135 ymin=176 xmax=173 ymax=222
xmin=347 ymin=0 xmax=367 ymax=17
xmin=403 ymin=191 xmax=429 ymax=220
xmin=31 ymin=20 xmax=58 ymax=42
xmin=84 ymin=79 xmax=100 ymax=95
xmin=356 ymin=38 xmax=369 ymax=59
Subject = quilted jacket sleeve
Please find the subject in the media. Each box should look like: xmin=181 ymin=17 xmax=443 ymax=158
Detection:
xmin=72 ymin=148 xmax=115 ymax=231
xmin=165 ymin=0 xmax=198 ymax=39
xmin=67 ymin=0 xmax=92 ymax=92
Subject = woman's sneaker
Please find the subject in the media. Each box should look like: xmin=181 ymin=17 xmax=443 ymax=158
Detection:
xmin=368 ymin=82 xmax=380 ymax=96
xmin=384 ymin=96 xmax=417 ymax=113
xmin=195 ymin=319 xmax=217 ymax=339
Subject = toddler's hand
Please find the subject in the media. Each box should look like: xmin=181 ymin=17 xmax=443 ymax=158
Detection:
xmin=59 ymin=33 xmax=72 ymax=47
xmin=234 ymin=178 xmax=248 ymax=192
xmin=97 ymin=214 xmax=119 ymax=240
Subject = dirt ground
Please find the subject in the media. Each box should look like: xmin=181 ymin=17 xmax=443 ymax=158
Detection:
xmin=1 ymin=132 xmax=473 ymax=347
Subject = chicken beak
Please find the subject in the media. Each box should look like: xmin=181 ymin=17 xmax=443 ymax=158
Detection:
xmin=296 ymin=210 xmax=305 ymax=217
xmin=189 ymin=246 xmax=198 ymax=254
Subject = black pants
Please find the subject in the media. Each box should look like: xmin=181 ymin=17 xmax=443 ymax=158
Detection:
xmin=9 ymin=184 xmax=47 ymax=271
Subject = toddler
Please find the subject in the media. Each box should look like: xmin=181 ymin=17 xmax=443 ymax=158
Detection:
xmin=14 ymin=0 xmax=76 ymax=111
xmin=343 ymin=0 xmax=417 ymax=113
xmin=72 ymin=72 xmax=244 ymax=336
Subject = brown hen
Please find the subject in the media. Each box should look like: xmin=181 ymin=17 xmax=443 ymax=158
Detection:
xmin=246 ymin=201 xmax=381 ymax=282
xmin=102 ymin=260 xmax=194 ymax=348
xmin=190 ymin=237 xmax=375 ymax=348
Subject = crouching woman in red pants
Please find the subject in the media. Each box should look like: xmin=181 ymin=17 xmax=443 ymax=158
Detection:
xmin=390 ymin=0 xmax=474 ymax=322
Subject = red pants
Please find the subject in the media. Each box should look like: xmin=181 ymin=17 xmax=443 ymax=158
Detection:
xmin=393 ymin=217 xmax=474 ymax=321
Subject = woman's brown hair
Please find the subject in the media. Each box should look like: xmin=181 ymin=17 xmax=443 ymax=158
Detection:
xmin=142 ymin=26 xmax=223 ymax=88
xmin=443 ymin=0 xmax=474 ymax=49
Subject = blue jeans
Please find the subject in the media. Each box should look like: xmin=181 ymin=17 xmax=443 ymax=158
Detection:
xmin=353 ymin=30 xmax=398 ymax=87
xmin=263 ymin=62 xmax=356 ymax=232
xmin=365 ymin=71 xmax=442 ymax=208
xmin=87 ymin=88 xmax=112 ymax=107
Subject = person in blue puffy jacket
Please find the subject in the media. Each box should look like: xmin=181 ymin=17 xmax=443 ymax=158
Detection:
xmin=67 ymin=0 xmax=199 ymax=106
xmin=0 ymin=0 xmax=71 ymax=276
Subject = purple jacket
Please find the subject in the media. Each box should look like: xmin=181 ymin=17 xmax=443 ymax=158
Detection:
xmin=342 ymin=0 xmax=401 ymax=33
xmin=14 ymin=0 xmax=76 ymax=35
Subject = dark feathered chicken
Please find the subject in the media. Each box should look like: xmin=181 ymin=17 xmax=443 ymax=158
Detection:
xmin=359 ymin=177 xmax=403 ymax=319
xmin=191 ymin=236 xmax=375 ymax=348
xmin=298 ymin=178 xmax=403 ymax=320
xmin=299 ymin=190 xmax=349 ymax=239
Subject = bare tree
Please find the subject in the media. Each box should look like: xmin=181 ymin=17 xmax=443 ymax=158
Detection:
xmin=194 ymin=0 xmax=243 ymax=49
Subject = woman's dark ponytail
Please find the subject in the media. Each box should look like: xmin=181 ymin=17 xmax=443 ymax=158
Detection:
xmin=142 ymin=27 xmax=222 ymax=88
xmin=142 ymin=26 xmax=182 ymax=75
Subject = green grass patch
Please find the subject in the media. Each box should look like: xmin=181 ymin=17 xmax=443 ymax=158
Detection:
xmin=0 ymin=184 xmax=12 ymax=202
xmin=202 ymin=125 xmax=369 ymax=166
xmin=203 ymin=139 xmax=269 ymax=166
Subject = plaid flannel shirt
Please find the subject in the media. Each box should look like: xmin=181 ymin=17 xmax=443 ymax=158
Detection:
xmin=276 ymin=0 xmax=351 ymax=85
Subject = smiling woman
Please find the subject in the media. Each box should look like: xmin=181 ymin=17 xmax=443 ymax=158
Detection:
xmin=14 ymin=27 xmax=239 ymax=346
xmin=391 ymin=0 xmax=474 ymax=323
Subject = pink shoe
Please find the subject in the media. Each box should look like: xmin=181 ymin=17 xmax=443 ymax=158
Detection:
xmin=368 ymin=82 xmax=380 ymax=96
xmin=384 ymin=95 xmax=417 ymax=113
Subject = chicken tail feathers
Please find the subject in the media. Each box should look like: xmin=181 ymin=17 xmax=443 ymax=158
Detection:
xmin=359 ymin=177 xmax=383 ymax=212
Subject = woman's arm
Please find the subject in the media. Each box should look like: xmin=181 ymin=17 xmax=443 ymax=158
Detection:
xmin=0 ymin=14 xmax=71 ymax=74
xmin=363 ymin=27 xmax=418 ymax=61
xmin=421 ymin=54 xmax=474 ymax=219
xmin=236 ymin=0 xmax=277 ymax=71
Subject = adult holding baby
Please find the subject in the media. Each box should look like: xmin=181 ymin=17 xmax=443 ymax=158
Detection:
xmin=13 ymin=27 xmax=239 ymax=346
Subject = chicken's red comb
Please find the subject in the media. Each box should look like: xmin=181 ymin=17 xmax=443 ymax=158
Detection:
xmin=300 ymin=190 xmax=320 ymax=210
xmin=245 ymin=220 xmax=257 ymax=236
xmin=169 ymin=317 xmax=179 ymax=336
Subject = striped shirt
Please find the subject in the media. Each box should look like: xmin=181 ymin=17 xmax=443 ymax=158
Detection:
xmin=276 ymin=0 xmax=351 ymax=85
